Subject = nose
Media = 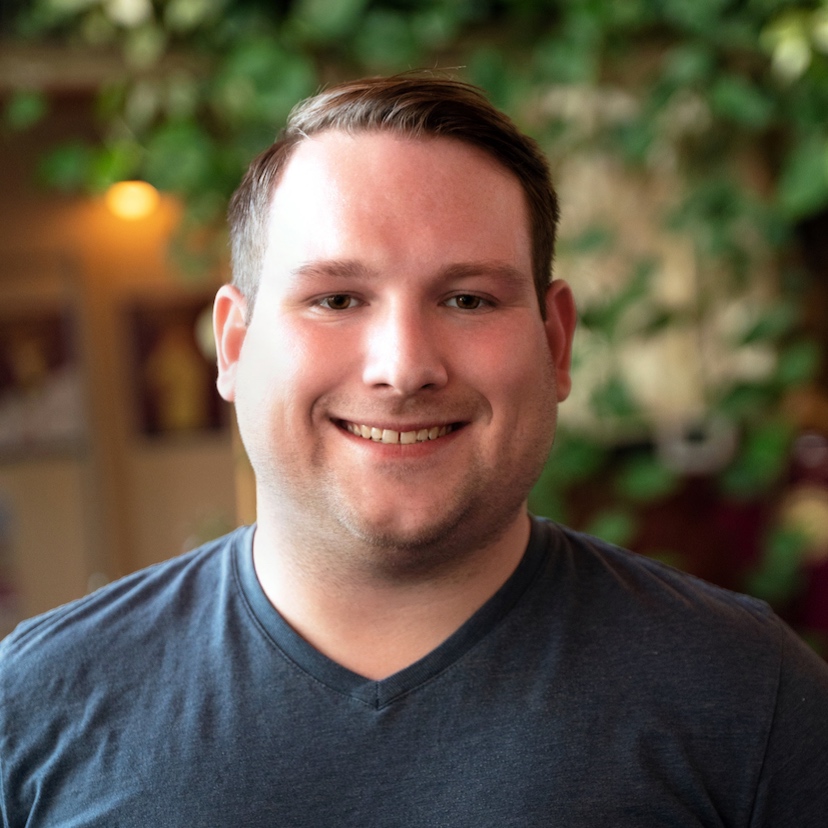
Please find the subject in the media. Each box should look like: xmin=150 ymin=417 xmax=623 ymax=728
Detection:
xmin=361 ymin=302 xmax=448 ymax=394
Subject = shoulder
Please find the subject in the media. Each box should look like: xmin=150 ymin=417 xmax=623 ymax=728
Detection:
xmin=532 ymin=514 xmax=828 ymax=702
xmin=525 ymin=518 xmax=825 ymax=704
xmin=536 ymin=516 xmax=828 ymax=714
xmin=539 ymin=517 xmax=777 ymax=639
xmin=0 ymin=526 xmax=253 ymax=691
xmin=525 ymin=519 xmax=828 ymax=823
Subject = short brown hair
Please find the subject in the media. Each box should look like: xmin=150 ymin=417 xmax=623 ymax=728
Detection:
xmin=228 ymin=74 xmax=560 ymax=315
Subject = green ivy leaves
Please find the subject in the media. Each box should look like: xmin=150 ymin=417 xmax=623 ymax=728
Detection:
xmin=6 ymin=0 xmax=827 ymax=603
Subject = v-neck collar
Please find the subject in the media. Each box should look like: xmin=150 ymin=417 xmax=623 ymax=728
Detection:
xmin=233 ymin=518 xmax=552 ymax=709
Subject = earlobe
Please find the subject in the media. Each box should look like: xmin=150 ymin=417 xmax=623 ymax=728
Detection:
xmin=543 ymin=280 xmax=577 ymax=402
xmin=213 ymin=284 xmax=249 ymax=402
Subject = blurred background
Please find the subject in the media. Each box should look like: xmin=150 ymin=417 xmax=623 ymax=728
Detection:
xmin=0 ymin=0 xmax=827 ymax=655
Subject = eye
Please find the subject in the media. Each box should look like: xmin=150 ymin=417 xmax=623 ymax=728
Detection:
xmin=446 ymin=294 xmax=488 ymax=310
xmin=318 ymin=294 xmax=358 ymax=310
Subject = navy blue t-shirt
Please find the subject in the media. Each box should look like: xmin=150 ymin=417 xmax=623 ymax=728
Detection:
xmin=2 ymin=518 xmax=828 ymax=826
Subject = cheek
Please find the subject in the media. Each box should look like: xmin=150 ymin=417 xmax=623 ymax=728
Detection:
xmin=470 ymin=332 xmax=554 ymax=405
xmin=234 ymin=326 xmax=296 ymax=416
xmin=236 ymin=321 xmax=353 ymax=416
xmin=241 ymin=318 xmax=316 ymax=378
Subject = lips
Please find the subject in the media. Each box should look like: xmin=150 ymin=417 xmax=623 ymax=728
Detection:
xmin=339 ymin=420 xmax=458 ymax=445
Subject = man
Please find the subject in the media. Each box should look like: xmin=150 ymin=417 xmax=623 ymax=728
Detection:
xmin=1 ymin=75 xmax=827 ymax=826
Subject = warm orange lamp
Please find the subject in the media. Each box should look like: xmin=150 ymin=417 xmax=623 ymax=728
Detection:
xmin=105 ymin=180 xmax=160 ymax=220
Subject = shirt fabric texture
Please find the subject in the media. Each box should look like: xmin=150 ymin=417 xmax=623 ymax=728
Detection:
xmin=2 ymin=517 xmax=828 ymax=826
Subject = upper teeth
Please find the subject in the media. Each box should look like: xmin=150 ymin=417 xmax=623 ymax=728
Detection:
xmin=344 ymin=422 xmax=451 ymax=444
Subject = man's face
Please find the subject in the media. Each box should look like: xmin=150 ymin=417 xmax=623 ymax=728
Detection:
xmin=215 ymin=131 xmax=575 ymax=570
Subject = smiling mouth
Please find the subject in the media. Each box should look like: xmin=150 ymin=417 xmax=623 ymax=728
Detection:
xmin=338 ymin=420 xmax=461 ymax=445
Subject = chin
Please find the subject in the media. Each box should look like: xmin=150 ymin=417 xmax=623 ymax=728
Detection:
xmin=332 ymin=494 xmax=520 ymax=581
xmin=331 ymin=504 xmax=456 ymax=566
xmin=346 ymin=510 xmax=458 ymax=552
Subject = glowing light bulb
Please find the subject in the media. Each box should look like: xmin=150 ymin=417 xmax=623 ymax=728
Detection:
xmin=105 ymin=181 xmax=160 ymax=220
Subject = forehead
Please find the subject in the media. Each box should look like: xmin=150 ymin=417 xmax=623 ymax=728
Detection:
xmin=279 ymin=129 xmax=522 ymax=194
xmin=265 ymin=131 xmax=531 ymax=260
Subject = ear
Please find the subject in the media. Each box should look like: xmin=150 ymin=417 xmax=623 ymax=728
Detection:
xmin=543 ymin=280 xmax=577 ymax=402
xmin=213 ymin=284 xmax=249 ymax=402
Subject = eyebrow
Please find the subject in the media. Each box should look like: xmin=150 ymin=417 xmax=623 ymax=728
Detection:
xmin=291 ymin=259 xmax=529 ymax=286
xmin=438 ymin=261 xmax=528 ymax=287
xmin=291 ymin=260 xmax=372 ymax=281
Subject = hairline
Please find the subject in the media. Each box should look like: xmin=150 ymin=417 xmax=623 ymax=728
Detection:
xmin=229 ymin=78 xmax=558 ymax=320
xmin=244 ymin=128 xmax=550 ymax=319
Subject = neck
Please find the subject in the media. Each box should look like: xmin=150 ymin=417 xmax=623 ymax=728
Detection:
xmin=252 ymin=510 xmax=531 ymax=680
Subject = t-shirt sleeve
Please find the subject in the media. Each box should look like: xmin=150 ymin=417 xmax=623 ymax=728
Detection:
xmin=749 ymin=619 xmax=828 ymax=827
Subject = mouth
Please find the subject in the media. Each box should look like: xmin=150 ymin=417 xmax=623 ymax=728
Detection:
xmin=337 ymin=419 xmax=463 ymax=445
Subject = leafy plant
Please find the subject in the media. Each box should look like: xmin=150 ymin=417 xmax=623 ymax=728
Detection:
xmin=5 ymin=0 xmax=827 ymax=621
